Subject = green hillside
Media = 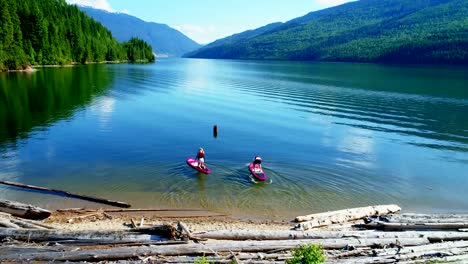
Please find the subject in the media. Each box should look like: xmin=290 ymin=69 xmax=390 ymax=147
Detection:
xmin=185 ymin=0 xmax=468 ymax=64
xmin=0 ymin=0 xmax=154 ymax=71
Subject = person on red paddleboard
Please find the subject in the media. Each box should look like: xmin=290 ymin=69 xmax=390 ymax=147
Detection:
xmin=196 ymin=147 xmax=206 ymax=169
xmin=252 ymin=156 xmax=262 ymax=171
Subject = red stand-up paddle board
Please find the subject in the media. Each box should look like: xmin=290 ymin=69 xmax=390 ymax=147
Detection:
xmin=186 ymin=158 xmax=211 ymax=174
xmin=248 ymin=163 xmax=267 ymax=181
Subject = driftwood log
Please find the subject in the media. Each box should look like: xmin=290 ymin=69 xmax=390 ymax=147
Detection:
xmin=0 ymin=228 xmax=154 ymax=242
xmin=295 ymin=204 xmax=401 ymax=230
xmin=327 ymin=241 xmax=468 ymax=263
xmin=380 ymin=213 xmax=468 ymax=222
xmin=191 ymin=229 xmax=468 ymax=242
xmin=0 ymin=237 xmax=430 ymax=261
xmin=0 ymin=199 xmax=51 ymax=220
xmin=0 ymin=180 xmax=131 ymax=208
xmin=0 ymin=224 xmax=176 ymax=242
xmin=0 ymin=212 xmax=54 ymax=229
xmin=362 ymin=221 xmax=468 ymax=231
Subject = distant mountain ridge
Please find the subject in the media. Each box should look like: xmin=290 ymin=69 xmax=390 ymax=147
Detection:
xmin=80 ymin=6 xmax=201 ymax=57
xmin=185 ymin=0 xmax=468 ymax=64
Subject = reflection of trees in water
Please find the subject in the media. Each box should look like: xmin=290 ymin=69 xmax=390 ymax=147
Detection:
xmin=0 ymin=65 xmax=113 ymax=146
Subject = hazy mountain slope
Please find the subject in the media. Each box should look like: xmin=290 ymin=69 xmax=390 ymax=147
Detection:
xmin=185 ymin=0 xmax=468 ymax=64
xmin=80 ymin=7 xmax=201 ymax=57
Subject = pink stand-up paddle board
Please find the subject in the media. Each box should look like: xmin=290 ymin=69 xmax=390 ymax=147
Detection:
xmin=248 ymin=163 xmax=267 ymax=181
xmin=186 ymin=158 xmax=211 ymax=174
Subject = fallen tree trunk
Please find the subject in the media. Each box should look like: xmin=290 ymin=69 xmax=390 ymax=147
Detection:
xmin=8 ymin=218 xmax=48 ymax=229
xmin=390 ymin=213 xmax=468 ymax=219
xmin=47 ymin=240 xmax=188 ymax=247
xmin=0 ymin=237 xmax=429 ymax=261
xmin=152 ymin=252 xmax=293 ymax=263
xmin=295 ymin=205 xmax=401 ymax=230
xmin=361 ymin=221 xmax=468 ymax=231
xmin=0 ymin=212 xmax=54 ymax=229
xmin=0 ymin=180 xmax=131 ymax=208
xmin=0 ymin=228 xmax=168 ymax=242
xmin=0 ymin=218 xmax=20 ymax=228
xmin=328 ymin=241 xmax=468 ymax=263
xmin=398 ymin=254 xmax=468 ymax=264
xmin=374 ymin=214 xmax=468 ymax=223
xmin=0 ymin=199 xmax=51 ymax=220
xmin=374 ymin=240 xmax=468 ymax=256
xmin=191 ymin=229 xmax=468 ymax=242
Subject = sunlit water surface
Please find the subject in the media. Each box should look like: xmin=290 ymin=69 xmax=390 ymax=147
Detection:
xmin=1 ymin=59 xmax=467 ymax=219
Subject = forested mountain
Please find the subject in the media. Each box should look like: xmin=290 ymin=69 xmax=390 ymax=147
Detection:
xmin=185 ymin=0 xmax=468 ymax=64
xmin=80 ymin=7 xmax=201 ymax=57
xmin=183 ymin=22 xmax=282 ymax=59
xmin=0 ymin=0 xmax=154 ymax=71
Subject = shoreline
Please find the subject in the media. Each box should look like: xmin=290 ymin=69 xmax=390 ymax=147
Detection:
xmin=0 ymin=60 xmax=136 ymax=73
xmin=3 ymin=204 xmax=468 ymax=263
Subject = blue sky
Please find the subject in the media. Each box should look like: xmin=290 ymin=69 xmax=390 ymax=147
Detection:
xmin=66 ymin=0 xmax=354 ymax=44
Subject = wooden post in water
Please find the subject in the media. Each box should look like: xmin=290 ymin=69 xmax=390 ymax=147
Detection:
xmin=213 ymin=125 xmax=218 ymax=138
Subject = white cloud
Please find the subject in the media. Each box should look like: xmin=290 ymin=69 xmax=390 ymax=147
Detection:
xmin=66 ymin=0 xmax=114 ymax=12
xmin=173 ymin=24 xmax=217 ymax=44
xmin=315 ymin=0 xmax=354 ymax=8
xmin=119 ymin=9 xmax=130 ymax=14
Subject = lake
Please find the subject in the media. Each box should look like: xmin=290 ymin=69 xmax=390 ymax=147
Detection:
xmin=1 ymin=59 xmax=467 ymax=220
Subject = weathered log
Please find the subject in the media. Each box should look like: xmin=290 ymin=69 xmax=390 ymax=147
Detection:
xmin=0 ymin=212 xmax=54 ymax=229
xmin=158 ymin=253 xmax=293 ymax=263
xmin=328 ymin=248 xmax=371 ymax=259
xmin=361 ymin=221 xmax=468 ymax=231
xmin=178 ymin=221 xmax=192 ymax=239
xmin=0 ymin=180 xmax=131 ymax=208
xmin=392 ymin=213 xmax=468 ymax=219
xmin=398 ymin=254 xmax=468 ymax=264
xmin=191 ymin=229 xmax=468 ymax=242
xmin=12 ymin=218 xmax=54 ymax=229
xmin=0 ymin=228 xmax=168 ymax=242
xmin=48 ymin=240 xmax=189 ymax=247
xmin=329 ymin=241 xmax=468 ymax=263
xmin=295 ymin=205 xmax=401 ymax=230
xmin=373 ymin=213 xmax=468 ymax=223
xmin=8 ymin=218 xmax=47 ymax=229
xmin=0 ymin=199 xmax=51 ymax=220
xmin=0 ymin=218 xmax=20 ymax=228
xmin=0 ymin=237 xmax=429 ymax=261
xmin=374 ymin=240 xmax=468 ymax=257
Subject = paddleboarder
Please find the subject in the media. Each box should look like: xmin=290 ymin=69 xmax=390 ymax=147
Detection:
xmin=196 ymin=147 xmax=206 ymax=169
xmin=252 ymin=156 xmax=262 ymax=171
xmin=249 ymin=155 xmax=267 ymax=181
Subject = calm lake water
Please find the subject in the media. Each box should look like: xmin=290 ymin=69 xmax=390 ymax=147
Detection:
xmin=1 ymin=59 xmax=467 ymax=219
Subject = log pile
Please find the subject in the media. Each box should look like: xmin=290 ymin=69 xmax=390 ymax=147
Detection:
xmin=1 ymin=206 xmax=468 ymax=263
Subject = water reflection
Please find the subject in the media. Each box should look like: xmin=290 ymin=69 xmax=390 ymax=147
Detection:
xmin=0 ymin=65 xmax=114 ymax=147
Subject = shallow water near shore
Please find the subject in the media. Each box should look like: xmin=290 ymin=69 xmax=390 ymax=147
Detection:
xmin=1 ymin=59 xmax=467 ymax=220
